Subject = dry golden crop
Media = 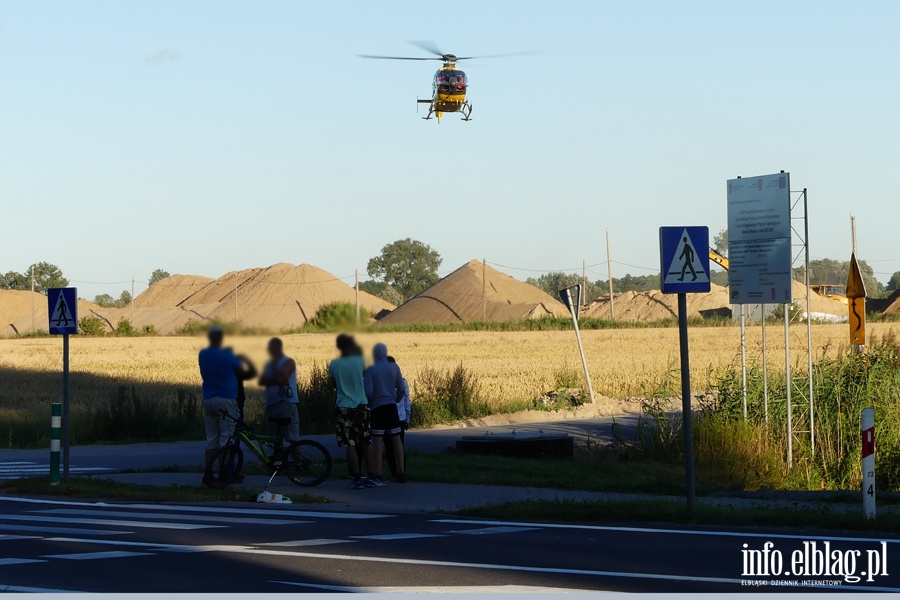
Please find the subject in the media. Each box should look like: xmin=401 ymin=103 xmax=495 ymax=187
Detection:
xmin=1 ymin=323 xmax=897 ymax=408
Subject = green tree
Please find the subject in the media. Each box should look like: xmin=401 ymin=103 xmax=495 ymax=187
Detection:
xmin=0 ymin=271 xmax=27 ymax=290
xmin=118 ymin=290 xmax=132 ymax=307
xmin=27 ymin=262 xmax=68 ymax=294
xmin=93 ymin=293 xmax=116 ymax=307
xmin=887 ymin=272 xmax=900 ymax=293
xmin=713 ymin=229 xmax=728 ymax=256
xmin=358 ymin=280 xmax=404 ymax=307
xmin=149 ymin=269 xmax=171 ymax=286
xmin=797 ymin=258 xmax=885 ymax=298
xmin=366 ymin=239 xmax=442 ymax=301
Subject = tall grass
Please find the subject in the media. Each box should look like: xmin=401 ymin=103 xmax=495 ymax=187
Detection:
xmin=639 ymin=334 xmax=900 ymax=491
xmin=411 ymin=363 xmax=491 ymax=427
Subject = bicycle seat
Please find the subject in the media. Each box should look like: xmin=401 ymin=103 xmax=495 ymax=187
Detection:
xmin=268 ymin=417 xmax=292 ymax=427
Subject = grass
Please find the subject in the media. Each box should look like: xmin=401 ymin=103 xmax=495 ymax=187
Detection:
xmin=1 ymin=323 xmax=898 ymax=448
xmin=456 ymin=498 xmax=900 ymax=532
xmin=0 ymin=476 xmax=330 ymax=504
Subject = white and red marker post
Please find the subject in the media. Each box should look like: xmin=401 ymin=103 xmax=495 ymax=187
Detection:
xmin=861 ymin=408 xmax=876 ymax=520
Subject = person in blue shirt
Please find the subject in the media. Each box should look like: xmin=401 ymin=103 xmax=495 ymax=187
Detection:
xmin=198 ymin=326 xmax=242 ymax=485
xmin=364 ymin=343 xmax=406 ymax=484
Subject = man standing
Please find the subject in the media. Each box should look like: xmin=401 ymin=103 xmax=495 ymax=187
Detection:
xmin=258 ymin=337 xmax=300 ymax=444
xmin=328 ymin=334 xmax=375 ymax=489
xmin=364 ymin=343 xmax=406 ymax=484
xmin=198 ymin=326 xmax=242 ymax=485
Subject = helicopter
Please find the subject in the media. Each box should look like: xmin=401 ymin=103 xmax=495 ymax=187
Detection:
xmin=359 ymin=42 xmax=529 ymax=124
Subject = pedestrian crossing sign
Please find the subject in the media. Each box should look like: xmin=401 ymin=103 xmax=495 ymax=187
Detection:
xmin=48 ymin=287 xmax=78 ymax=335
xmin=659 ymin=227 xmax=711 ymax=294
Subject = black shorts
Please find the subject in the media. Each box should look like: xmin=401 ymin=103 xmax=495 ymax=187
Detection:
xmin=370 ymin=403 xmax=402 ymax=437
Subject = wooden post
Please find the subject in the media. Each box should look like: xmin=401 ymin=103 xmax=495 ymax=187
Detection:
xmin=355 ymin=269 xmax=360 ymax=327
xmin=482 ymin=259 xmax=487 ymax=321
xmin=606 ymin=229 xmax=615 ymax=319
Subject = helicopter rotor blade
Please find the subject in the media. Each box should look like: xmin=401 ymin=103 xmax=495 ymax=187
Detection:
xmin=357 ymin=54 xmax=443 ymax=61
xmin=408 ymin=40 xmax=445 ymax=57
xmin=454 ymin=51 xmax=537 ymax=61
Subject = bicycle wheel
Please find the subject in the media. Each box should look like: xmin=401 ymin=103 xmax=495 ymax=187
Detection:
xmin=207 ymin=443 xmax=244 ymax=488
xmin=282 ymin=440 xmax=332 ymax=487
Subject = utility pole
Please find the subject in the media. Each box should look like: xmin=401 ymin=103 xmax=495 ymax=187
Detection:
xmin=482 ymin=259 xmax=487 ymax=321
xmin=355 ymin=269 xmax=360 ymax=327
xmin=606 ymin=229 xmax=615 ymax=320
xmin=234 ymin=273 xmax=238 ymax=323
xmin=31 ymin=265 xmax=35 ymax=332
xmin=131 ymin=276 xmax=135 ymax=323
xmin=582 ymin=260 xmax=587 ymax=307
xmin=851 ymin=214 xmax=858 ymax=255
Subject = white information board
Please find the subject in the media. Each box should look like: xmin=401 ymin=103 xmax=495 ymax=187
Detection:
xmin=727 ymin=173 xmax=793 ymax=305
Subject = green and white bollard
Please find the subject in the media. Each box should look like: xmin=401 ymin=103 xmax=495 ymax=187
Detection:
xmin=50 ymin=402 xmax=61 ymax=485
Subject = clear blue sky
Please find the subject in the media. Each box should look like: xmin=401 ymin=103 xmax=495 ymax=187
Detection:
xmin=2 ymin=1 xmax=898 ymax=299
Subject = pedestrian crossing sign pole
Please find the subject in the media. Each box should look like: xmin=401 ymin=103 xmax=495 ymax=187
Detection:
xmin=47 ymin=287 xmax=78 ymax=481
xmin=659 ymin=227 xmax=710 ymax=513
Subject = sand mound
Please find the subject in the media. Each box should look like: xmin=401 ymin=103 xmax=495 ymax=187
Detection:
xmin=1 ymin=290 xmax=102 ymax=336
xmin=134 ymin=274 xmax=215 ymax=308
xmin=379 ymin=260 xmax=567 ymax=325
xmin=0 ymin=263 xmax=395 ymax=336
xmin=583 ymin=280 xmax=850 ymax=322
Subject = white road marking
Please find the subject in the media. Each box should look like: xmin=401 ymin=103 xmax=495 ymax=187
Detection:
xmin=44 ymin=537 xmax=252 ymax=555
xmin=432 ymin=519 xmax=900 ymax=545
xmin=447 ymin=526 xmax=539 ymax=535
xmin=261 ymin=539 xmax=354 ymax=547
xmin=0 ymin=535 xmax=38 ymax=542
xmin=0 ymin=497 xmax=392 ymax=519
xmin=0 ymin=462 xmax=38 ymax=466
xmin=43 ymin=550 xmax=154 ymax=561
xmin=352 ymin=533 xmax=446 ymax=541
xmin=0 ymin=515 xmax=224 ymax=530
xmin=0 ymin=558 xmax=45 ymax=566
xmin=0 ymin=524 xmax=131 ymax=536
xmin=35 ymin=508 xmax=312 ymax=526
xmin=273 ymin=581 xmax=602 ymax=593
xmin=0 ymin=583 xmax=87 ymax=593
xmin=0 ymin=466 xmax=112 ymax=473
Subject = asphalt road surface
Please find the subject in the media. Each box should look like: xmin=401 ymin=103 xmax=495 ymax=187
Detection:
xmin=0 ymin=415 xmax=639 ymax=480
xmin=1 ymin=496 xmax=898 ymax=593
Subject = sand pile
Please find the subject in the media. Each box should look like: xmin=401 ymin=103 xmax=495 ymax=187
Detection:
xmin=0 ymin=263 xmax=395 ymax=336
xmin=583 ymin=280 xmax=850 ymax=322
xmin=1 ymin=290 xmax=102 ymax=336
xmin=379 ymin=260 xmax=567 ymax=325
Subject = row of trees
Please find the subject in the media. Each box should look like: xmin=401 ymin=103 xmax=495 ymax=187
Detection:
xmin=0 ymin=264 xmax=171 ymax=304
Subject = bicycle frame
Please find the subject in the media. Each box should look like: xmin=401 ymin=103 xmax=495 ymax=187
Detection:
xmin=232 ymin=427 xmax=279 ymax=465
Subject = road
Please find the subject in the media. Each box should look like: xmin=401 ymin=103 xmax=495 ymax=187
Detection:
xmin=1 ymin=496 xmax=898 ymax=593
xmin=0 ymin=415 xmax=639 ymax=479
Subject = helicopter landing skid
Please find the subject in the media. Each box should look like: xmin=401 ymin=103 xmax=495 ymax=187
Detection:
xmin=459 ymin=102 xmax=473 ymax=121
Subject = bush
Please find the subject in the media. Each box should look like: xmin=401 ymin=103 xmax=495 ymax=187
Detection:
xmin=79 ymin=316 xmax=107 ymax=336
xmin=115 ymin=319 xmax=136 ymax=337
xmin=411 ymin=363 xmax=489 ymax=427
xmin=296 ymin=362 xmax=336 ymax=435
xmin=141 ymin=324 xmax=158 ymax=336
xmin=307 ymin=302 xmax=369 ymax=331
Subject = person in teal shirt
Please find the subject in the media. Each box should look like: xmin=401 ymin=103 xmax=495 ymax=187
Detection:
xmin=328 ymin=334 xmax=376 ymax=489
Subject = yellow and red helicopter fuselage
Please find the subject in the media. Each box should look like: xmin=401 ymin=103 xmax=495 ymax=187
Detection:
xmin=417 ymin=64 xmax=472 ymax=123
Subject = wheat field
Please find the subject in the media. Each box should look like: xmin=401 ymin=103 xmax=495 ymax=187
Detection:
xmin=2 ymin=323 xmax=897 ymax=408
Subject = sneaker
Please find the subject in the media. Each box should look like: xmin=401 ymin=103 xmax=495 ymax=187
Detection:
xmin=349 ymin=478 xmax=366 ymax=490
xmin=366 ymin=476 xmax=386 ymax=488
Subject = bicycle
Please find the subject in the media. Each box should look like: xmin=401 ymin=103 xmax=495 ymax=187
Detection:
xmin=206 ymin=412 xmax=332 ymax=488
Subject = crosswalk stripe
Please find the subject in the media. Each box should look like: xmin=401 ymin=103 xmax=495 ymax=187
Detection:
xmin=0 ymin=467 xmax=112 ymax=473
xmin=0 ymin=558 xmax=46 ymax=566
xmin=273 ymin=582 xmax=602 ymax=593
xmin=446 ymin=526 xmax=539 ymax=535
xmin=42 ymin=551 xmax=154 ymax=561
xmin=0 ymin=462 xmax=38 ymax=466
xmin=0 ymin=515 xmax=224 ymax=530
xmin=0 ymin=535 xmax=38 ymax=541
xmin=35 ymin=509 xmax=313 ymax=526
xmin=0 ymin=524 xmax=131 ymax=536
xmin=351 ymin=533 xmax=445 ymax=541
xmin=260 ymin=539 xmax=354 ymax=547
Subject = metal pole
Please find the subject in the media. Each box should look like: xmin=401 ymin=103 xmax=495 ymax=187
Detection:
xmin=568 ymin=302 xmax=596 ymax=404
xmin=50 ymin=402 xmax=61 ymax=485
xmin=762 ymin=305 xmax=769 ymax=423
xmin=784 ymin=304 xmax=793 ymax=468
xmin=851 ymin=214 xmax=858 ymax=255
xmin=582 ymin=260 xmax=587 ymax=307
xmin=31 ymin=265 xmax=35 ymax=332
xmin=677 ymin=293 xmax=695 ymax=513
xmin=606 ymin=229 xmax=615 ymax=320
xmin=234 ymin=273 xmax=238 ymax=323
xmin=740 ymin=304 xmax=747 ymax=421
xmin=131 ymin=276 xmax=135 ymax=323
xmin=355 ymin=269 xmax=360 ymax=327
xmin=482 ymin=259 xmax=487 ymax=321
xmin=804 ymin=189 xmax=814 ymax=455
xmin=62 ymin=333 xmax=71 ymax=480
